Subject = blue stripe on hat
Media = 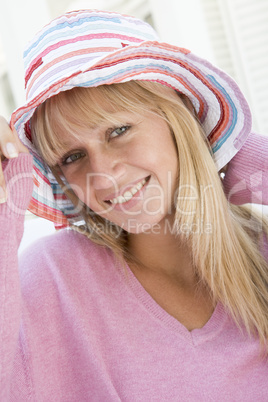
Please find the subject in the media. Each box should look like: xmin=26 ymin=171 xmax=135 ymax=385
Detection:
xmin=209 ymin=75 xmax=238 ymax=153
xmin=24 ymin=16 xmax=122 ymax=58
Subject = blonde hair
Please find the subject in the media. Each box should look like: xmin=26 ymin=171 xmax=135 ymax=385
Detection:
xmin=31 ymin=81 xmax=268 ymax=350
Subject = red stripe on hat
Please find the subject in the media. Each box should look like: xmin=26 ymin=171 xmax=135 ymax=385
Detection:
xmin=11 ymin=71 xmax=81 ymax=128
xmin=25 ymin=33 xmax=143 ymax=81
xmin=33 ymin=165 xmax=51 ymax=186
xmin=28 ymin=198 xmax=69 ymax=227
xmin=25 ymin=120 xmax=32 ymax=142
xmin=33 ymin=175 xmax=40 ymax=188
xmin=25 ymin=57 xmax=43 ymax=88
xmin=26 ymin=47 xmax=118 ymax=97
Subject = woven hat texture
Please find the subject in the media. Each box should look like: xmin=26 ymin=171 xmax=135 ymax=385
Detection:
xmin=10 ymin=9 xmax=252 ymax=228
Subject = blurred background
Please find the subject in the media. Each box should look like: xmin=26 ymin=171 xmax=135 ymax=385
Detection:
xmin=0 ymin=0 xmax=267 ymax=250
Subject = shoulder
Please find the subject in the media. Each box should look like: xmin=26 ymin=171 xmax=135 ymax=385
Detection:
xmin=17 ymin=229 xmax=123 ymax=355
xmin=224 ymin=132 xmax=268 ymax=205
xmin=18 ymin=229 xmax=115 ymax=299
xmin=228 ymin=132 xmax=268 ymax=173
xmin=19 ymin=228 xmax=110 ymax=266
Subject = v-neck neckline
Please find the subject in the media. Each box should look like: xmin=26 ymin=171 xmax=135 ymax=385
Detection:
xmin=122 ymin=261 xmax=228 ymax=346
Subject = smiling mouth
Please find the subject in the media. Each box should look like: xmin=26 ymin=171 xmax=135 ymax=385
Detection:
xmin=105 ymin=176 xmax=150 ymax=205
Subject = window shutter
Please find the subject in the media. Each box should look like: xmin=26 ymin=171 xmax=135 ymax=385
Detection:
xmin=202 ymin=0 xmax=268 ymax=134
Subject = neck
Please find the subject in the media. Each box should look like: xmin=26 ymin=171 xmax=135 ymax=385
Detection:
xmin=127 ymin=215 xmax=195 ymax=284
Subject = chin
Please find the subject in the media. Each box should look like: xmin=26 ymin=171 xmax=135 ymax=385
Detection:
xmin=115 ymin=214 xmax=173 ymax=235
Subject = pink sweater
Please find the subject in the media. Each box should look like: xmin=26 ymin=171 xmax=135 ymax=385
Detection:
xmin=1 ymin=133 xmax=268 ymax=401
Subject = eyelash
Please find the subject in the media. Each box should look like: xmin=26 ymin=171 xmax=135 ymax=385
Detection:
xmin=61 ymin=151 xmax=85 ymax=166
xmin=108 ymin=125 xmax=130 ymax=139
xmin=60 ymin=125 xmax=131 ymax=166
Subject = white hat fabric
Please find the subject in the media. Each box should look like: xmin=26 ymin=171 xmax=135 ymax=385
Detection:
xmin=10 ymin=9 xmax=252 ymax=228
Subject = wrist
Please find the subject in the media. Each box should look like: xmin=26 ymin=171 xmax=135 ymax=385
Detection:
xmin=2 ymin=153 xmax=34 ymax=215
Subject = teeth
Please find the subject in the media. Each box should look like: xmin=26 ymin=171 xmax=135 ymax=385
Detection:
xmin=136 ymin=182 xmax=143 ymax=191
xmin=110 ymin=179 xmax=146 ymax=204
xmin=130 ymin=187 xmax=138 ymax=195
xmin=123 ymin=191 xmax=133 ymax=201
xmin=116 ymin=196 xmax=125 ymax=203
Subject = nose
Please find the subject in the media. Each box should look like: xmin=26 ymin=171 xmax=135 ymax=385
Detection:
xmin=88 ymin=151 xmax=126 ymax=190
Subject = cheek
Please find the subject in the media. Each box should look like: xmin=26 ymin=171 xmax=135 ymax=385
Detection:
xmin=61 ymin=170 xmax=92 ymax=206
xmin=151 ymin=140 xmax=178 ymax=176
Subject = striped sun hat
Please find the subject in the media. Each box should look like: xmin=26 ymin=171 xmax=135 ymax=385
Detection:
xmin=10 ymin=9 xmax=252 ymax=228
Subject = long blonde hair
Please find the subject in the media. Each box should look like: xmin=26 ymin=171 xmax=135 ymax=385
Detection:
xmin=31 ymin=81 xmax=268 ymax=350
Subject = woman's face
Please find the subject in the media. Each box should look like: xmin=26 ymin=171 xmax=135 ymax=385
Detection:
xmin=56 ymin=107 xmax=179 ymax=234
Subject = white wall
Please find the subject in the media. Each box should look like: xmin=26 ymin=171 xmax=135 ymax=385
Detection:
xmin=0 ymin=0 xmax=51 ymax=109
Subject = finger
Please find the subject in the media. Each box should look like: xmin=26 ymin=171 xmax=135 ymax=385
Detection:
xmin=13 ymin=129 xmax=29 ymax=154
xmin=0 ymin=117 xmax=30 ymax=204
xmin=0 ymin=117 xmax=19 ymax=159
xmin=0 ymin=117 xmax=29 ymax=159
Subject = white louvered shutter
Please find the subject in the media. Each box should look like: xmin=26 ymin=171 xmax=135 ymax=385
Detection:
xmin=202 ymin=0 xmax=268 ymax=134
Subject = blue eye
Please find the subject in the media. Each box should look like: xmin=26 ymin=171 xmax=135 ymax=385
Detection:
xmin=62 ymin=152 xmax=85 ymax=165
xmin=109 ymin=125 xmax=130 ymax=139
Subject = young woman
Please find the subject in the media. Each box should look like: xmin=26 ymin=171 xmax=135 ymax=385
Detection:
xmin=0 ymin=9 xmax=267 ymax=400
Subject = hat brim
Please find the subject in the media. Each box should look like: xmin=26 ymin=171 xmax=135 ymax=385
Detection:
xmin=11 ymin=40 xmax=252 ymax=228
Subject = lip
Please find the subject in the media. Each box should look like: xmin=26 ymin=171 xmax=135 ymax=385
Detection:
xmin=104 ymin=176 xmax=151 ymax=211
xmin=103 ymin=176 xmax=150 ymax=202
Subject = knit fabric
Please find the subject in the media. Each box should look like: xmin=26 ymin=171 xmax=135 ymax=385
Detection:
xmin=224 ymin=132 xmax=268 ymax=205
xmin=0 ymin=134 xmax=267 ymax=400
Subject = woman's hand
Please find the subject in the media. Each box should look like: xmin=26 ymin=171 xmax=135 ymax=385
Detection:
xmin=0 ymin=116 xmax=29 ymax=202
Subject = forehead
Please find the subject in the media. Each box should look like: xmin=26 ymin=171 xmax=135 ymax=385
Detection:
xmin=49 ymin=83 xmax=166 ymax=137
xmin=55 ymin=108 xmax=148 ymax=149
xmin=47 ymin=82 xmax=180 ymax=132
xmin=55 ymin=85 xmax=144 ymax=127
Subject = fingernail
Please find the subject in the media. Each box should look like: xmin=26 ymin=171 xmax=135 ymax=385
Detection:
xmin=6 ymin=142 xmax=18 ymax=158
xmin=0 ymin=186 xmax=7 ymax=203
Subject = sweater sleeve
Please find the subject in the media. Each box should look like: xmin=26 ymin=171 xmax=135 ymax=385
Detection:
xmin=0 ymin=154 xmax=33 ymax=399
xmin=223 ymin=132 xmax=268 ymax=205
